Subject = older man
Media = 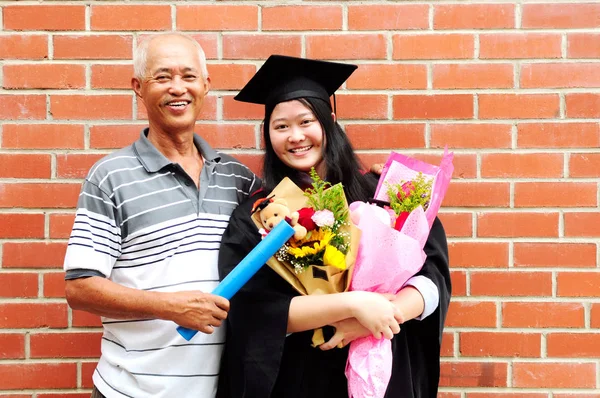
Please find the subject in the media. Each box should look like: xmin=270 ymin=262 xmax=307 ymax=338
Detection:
xmin=64 ymin=33 xmax=259 ymax=398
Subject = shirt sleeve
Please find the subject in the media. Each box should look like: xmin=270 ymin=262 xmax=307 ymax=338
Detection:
xmin=404 ymin=275 xmax=440 ymax=320
xmin=63 ymin=180 xmax=121 ymax=279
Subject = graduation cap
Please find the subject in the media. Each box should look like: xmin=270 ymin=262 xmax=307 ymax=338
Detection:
xmin=234 ymin=55 xmax=357 ymax=111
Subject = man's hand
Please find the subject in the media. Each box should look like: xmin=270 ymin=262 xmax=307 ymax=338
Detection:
xmin=169 ymin=291 xmax=230 ymax=334
xmin=320 ymin=317 xmax=371 ymax=351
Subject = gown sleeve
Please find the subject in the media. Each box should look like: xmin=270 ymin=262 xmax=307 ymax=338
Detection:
xmin=217 ymin=192 xmax=299 ymax=398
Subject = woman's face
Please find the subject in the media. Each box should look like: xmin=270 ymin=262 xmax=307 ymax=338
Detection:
xmin=268 ymin=100 xmax=326 ymax=175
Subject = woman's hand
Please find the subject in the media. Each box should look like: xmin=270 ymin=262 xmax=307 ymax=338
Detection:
xmin=347 ymin=291 xmax=402 ymax=340
xmin=319 ymin=317 xmax=372 ymax=351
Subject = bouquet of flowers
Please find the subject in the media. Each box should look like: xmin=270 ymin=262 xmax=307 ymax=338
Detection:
xmin=250 ymin=169 xmax=360 ymax=346
xmin=345 ymin=149 xmax=454 ymax=398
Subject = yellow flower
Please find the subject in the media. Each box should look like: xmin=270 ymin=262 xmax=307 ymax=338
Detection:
xmin=323 ymin=245 xmax=347 ymax=270
xmin=288 ymin=229 xmax=334 ymax=258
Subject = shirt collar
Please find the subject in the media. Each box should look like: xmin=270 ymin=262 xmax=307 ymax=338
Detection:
xmin=133 ymin=128 xmax=221 ymax=173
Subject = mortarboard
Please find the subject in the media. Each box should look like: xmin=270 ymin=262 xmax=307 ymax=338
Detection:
xmin=234 ymin=55 xmax=357 ymax=111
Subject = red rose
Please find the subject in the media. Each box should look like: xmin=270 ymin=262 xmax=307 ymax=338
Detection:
xmin=394 ymin=211 xmax=410 ymax=232
xmin=297 ymin=207 xmax=317 ymax=231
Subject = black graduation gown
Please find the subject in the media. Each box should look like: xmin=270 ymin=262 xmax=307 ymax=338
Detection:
xmin=217 ymin=188 xmax=451 ymax=398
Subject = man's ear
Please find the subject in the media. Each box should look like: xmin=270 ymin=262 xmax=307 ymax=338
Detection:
xmin=331 ymin=112 xmax=337 ymax=123
xmin=132 ymin=77 xmax=143 ymax=99
xmin=204 ymin=76 xmax=212 ymax=94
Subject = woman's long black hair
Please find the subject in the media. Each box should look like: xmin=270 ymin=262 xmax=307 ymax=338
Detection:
xmin=261 ymin=97 xmax=377 ymax=203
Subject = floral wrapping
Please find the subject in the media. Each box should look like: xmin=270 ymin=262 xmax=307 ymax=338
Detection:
xmin=345 ymin=149 xmax=454 ymax=398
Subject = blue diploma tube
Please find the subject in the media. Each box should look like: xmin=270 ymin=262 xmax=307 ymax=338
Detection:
xmin=177 ymin=221 xmax=295 ymax=341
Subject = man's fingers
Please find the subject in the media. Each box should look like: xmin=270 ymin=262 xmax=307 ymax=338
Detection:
xmin=320 ymin=333 xmax=343 ymax=351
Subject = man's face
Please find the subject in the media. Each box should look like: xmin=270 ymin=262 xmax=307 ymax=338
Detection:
xmin=132 ymin=36 xmax=210 ymax=136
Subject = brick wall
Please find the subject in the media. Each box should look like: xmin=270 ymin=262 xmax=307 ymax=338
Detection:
xmin=1 ymin=1 xmax=599 ymax=396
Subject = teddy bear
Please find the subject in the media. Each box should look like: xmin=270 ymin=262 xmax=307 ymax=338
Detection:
xmin=252 ymin=197 xmax=307 ymax=240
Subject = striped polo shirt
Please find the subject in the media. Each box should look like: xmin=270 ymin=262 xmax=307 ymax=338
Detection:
xmin=64 ymin=129 xmax=259 ymax=398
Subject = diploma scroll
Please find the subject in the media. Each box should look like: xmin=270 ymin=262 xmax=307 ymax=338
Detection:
xmin=177 ymin=221 xmax=295 ymax=341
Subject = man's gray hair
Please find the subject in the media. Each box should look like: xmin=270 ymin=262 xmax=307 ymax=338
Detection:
xmin=133 ymin=32 xmax=209 ymax=82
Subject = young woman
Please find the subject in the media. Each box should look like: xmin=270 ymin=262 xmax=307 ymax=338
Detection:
xmin=217 ymin=55 xmax=451 ymax=398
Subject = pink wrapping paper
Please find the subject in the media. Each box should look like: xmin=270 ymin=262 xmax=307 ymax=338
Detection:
xmin=345 ymin=150 xmax=454 ymax=398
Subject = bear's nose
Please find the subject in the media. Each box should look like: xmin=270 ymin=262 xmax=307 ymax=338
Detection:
xmin=268 ymin=223 xmax=274 ymax=228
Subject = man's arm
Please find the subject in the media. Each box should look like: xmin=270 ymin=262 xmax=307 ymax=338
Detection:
xmin=66 ymin=276 xmax=229 ymax=334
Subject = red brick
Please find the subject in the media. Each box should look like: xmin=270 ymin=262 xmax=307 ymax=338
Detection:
xmin=434 ymin=4 xmax=515 ymax=29
xmin=57 ymin=153 xmax=106 ymax=179
xmin=359 ymin=152 xmax=476 ymax=180
xmin=393 ymin=95 xmax=473 ymax=120
xmin=566 ymin=93 xmax=600 ymax=118
xmin=307 ymin=34 xmax=387 ymax=60
xmin=444 ymin=182 xmax=510 ymax=207
xmin=448 ymin=242 xmax=508 ymax=268
xmin=3 ymin=64 xmax=85 ymax=89
xmin=477 ymin=212 xmax=558 ymax=238
xmin=513 ymin=362 xmax=596 ymax=388
xmin=433 ymin=64 xmax=514 ymax=89
xmin=3 ymin=6 xmax=85 ymax=31
xmin=50 ymin=213 xmax=76 ymax=239
xmin=348 ymin=4 xmax=428 ymax=30
xmin=440 ymin=362 xmax=507 ymax=387
xmin=336 ymin=95 xmax=388 ymax=120
xmin=479 ymin=94 xmax=560 ymax=119
xmin=0 ymin=214 xmax=45 ymax=239
xmin=263 ymin=6 xmax=342 ymax=31
xmin=565 ymin=212 xmax=600 ymax=237
xmin=460 ymin=332 xmax=541 ymax=357
xmin=197 ymin=125 xmax=255 ymax=149
xmin=503 ymin=302 xmax=585 ymax=328
xmin=548 ymin=333 xmax=600 ymax=358
xmin=571 ymin=153 xmax=600 ymax=177
xmin=0 ymin=334 xmax=26 ymax=359
xmin=0 ymin=35 xmax=48 ymax=59
xmin=0 ymin=154 xmax=51 ymax=179
xmin=54 ymin=35 xmax=133 ymax=60
xmin=0 ymin=95 xmax=46 ymax=120
xmin=0 ymin=363 xmax=76 ymax=389
xmin=523 ymin=3 xmax=600 ymax=28
xmin=554 ymin=394 xmax=600 ymax=398
xmin=440 ymin=332 xmax=454 ymax=357
xmin=177 ymin=5 xmax=258 ymax=31
xmin=568 ymin=33 xmax=600 ymax=58
xmin=91 ymin=64 xmax=133 ymax=89
xmin=43 ymin=272 xmax=67 ymax=298
xmin=222 ymin=96 xmax=264 ymax=121
xmin=471 ymin=271 xmax=553 ymax=296
xmin=91 ymin=5 xmax=170 ymax=31
xmin=137 ymin=96 xmax=216 ymax=121
xmin=0 ymin=273 xmax=38 ymax=298
xmin=89 ymin=124 xmax=144 ymax=149
xmin=2 ymin=124 xmax=85 ymax=149
xmin=207 ymin=64 xmax=257 ymax=90
xmin=437 ymin=213 xmax=472 ymax=238
xmin=38 ymin=394 xmax=89 ymax=398
xmin=446 ymin=301 xmax=497 ymax=328
xmin=514 ymin=182 xmax=597 ymax=208
xmin=31 ymin=332 xmax=102 ymax=358
xmin=450 ymin=271 xmax=467 ymax=296
xmin=518 ymin=122 xmax=600 ymax=148
xmin=222 ymin=34 xmax=301 ymax=60
xmin=393 ymin=34 xmax=474 ymax=60
xmin=514 ymin=243 xmax=597 ymax=268
xmin=345 ymin=124 xmax=425 ymax=150
xmin=81 ymin=362 xmax=98 ymax=388
xmin=431 ymin=123 xmax=512 ymax=149
xmin=0 ymin=184 xmax=80 ymax=209
xmin=72 ymin=310 xmax=103 ymax=328
xmin=481 ymin=153 xmax=563 ymax=178
xmin=522 ymin=63 xmax=600 ymax=88
xmin=557 ymin=272 xmax=600 ymax=297
xmin=592 ymin=304 xmax=600 ymax=329
xmin=480 ymin=33 xmax=562 ymax=59
xmin=3 ymin=242 xmax=68 ymax=269
xmin=0 ymin=303 xmax=68 ymax=328
xmin=51 ymin=95 xmax=132 ymax=120
xmin=467 ymin=394 xmax=547 ymax=398
xmin=348 ymin=64 xmax=427 ymax=90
